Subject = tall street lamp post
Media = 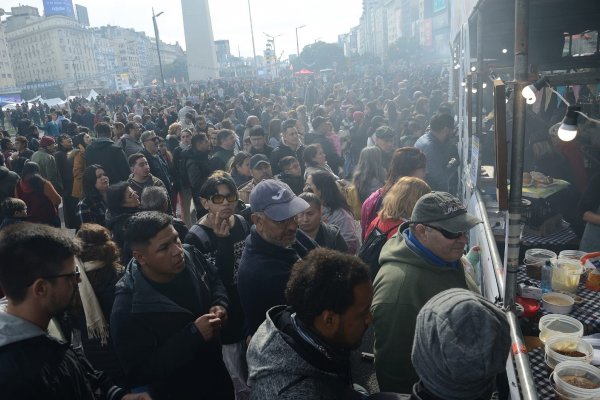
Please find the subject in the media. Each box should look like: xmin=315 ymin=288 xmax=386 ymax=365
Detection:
xmin=295 ymin=25 xmax=306 ymax=58
xmin=264 ymin=32 xmax=282 ymax=77
xmin=247 ymin=0 xmax=257 ymax=75
xmin=152 ymin=8 xmax=165 ymax=88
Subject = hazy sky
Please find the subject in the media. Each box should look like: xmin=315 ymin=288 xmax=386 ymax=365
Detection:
xmin=1 ymin=0 xmax=363 ymax=59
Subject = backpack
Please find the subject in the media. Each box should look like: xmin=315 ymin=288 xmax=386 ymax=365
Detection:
xmin=357 ymin=223 xmax=395 ymax=279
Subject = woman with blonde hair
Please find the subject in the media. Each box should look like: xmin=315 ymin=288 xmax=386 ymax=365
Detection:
xmin=364 ymin=176 xmax=431 ymax=241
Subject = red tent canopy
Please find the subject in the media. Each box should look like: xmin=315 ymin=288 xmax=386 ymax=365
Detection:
xmin=294 ymin=68 xmax=314 ymax=76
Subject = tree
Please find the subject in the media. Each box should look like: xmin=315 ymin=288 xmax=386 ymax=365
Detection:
xmin=387 ymin=37 xmax=423 ymax=61
xmin=147 ymin=55 xmax=189 ymax=85
xmin=295 ymin=41 xmax=346 ymax=72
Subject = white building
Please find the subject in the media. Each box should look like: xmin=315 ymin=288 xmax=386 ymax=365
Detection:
xmin=4 ymin=6 xmax=99 ymax=94
xmin=0 ymin=22 xmax=17 ymax=91
xmin=181 ymin=0 xmax=218 ymax=81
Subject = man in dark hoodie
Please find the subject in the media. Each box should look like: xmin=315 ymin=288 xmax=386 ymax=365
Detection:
xmin=110 ymin=211 xmax=234 ymax=399
xmin=211 ymin=129 xmax=236 ymax=170
xmin=247 ymin=248 xmax=373 ymax=399
xmin=86 ymin=122 xmax=130 ymax=184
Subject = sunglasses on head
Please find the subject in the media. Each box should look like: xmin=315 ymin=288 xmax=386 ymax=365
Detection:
xmin=209 ymin=193 xmax=238 ymax=204
xmin=424 ymin=224 xmax=466 ymax=240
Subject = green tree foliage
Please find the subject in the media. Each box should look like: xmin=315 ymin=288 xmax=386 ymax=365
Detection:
xmin=387 ymin=37 xmax=423 ymax=61
xmin=295 ymin=41 xmax=346 ymax=72
xmin=148 ymin=55 xmax=189 ymax=84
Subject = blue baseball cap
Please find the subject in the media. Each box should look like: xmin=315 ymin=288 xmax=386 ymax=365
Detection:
xmin=250 ymin=179 xmax=309 ymax=221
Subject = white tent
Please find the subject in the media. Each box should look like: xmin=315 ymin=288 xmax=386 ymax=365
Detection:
xmin=42 ymin=98 xmax=67 ymax=107
xmin=26 ymin=95 xmax=42 ymax=103
xmin=1 ymin=103 xmax=17 ymax=111
xmin=86 ymin=89 xmax=99 ymax=101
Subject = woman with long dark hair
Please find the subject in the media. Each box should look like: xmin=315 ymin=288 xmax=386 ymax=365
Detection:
xmin=78 ymin=164 xmax=109 ymax=226
xmin=228 ymin=151 xmax=252 ymax=187
xmin=360 ymin=147 xmax=427 ymax=240
xmin=15 ymin=161 xmax=61 ymax=226
xmin=305 ymin=170 xmax=359 ymax=253
xmin=105 ymin=181 xmax=140 ymax=262
xmin=303 ymin=143 xmax=338 ymax=180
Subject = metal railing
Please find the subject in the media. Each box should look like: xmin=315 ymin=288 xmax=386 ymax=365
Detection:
xmin=473 ymin=189 xmax=538 ymax=400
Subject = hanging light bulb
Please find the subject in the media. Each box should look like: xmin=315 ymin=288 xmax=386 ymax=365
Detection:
xmin=454 ymin=64 xmax=460 ymax=70
xmin=482 ymin=82 xmax=487 ymax=89
xmin=470 ymin=66 xmax=476 ymax=72
xmin=502 ymin=48 xmax=508 ymax=54
xmin=557 ymin=105 xmax=580 ymax=141
xmin=461 ymin=81 xmax=466 ymax=87
xmin=521 ymin=76 xmax=549 ymax=105
xmin=472 ymin=88 xmax=478 ymax=94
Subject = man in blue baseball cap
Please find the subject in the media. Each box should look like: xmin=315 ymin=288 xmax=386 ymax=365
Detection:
xmin=237 ymin=179 xmax=317 ymax=337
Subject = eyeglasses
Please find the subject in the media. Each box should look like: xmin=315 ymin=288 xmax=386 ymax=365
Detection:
xmin=209 ymin=193 xmax=238 ymax=204
xmin=28 ymin=267 xmax=80 ymax=286
xmin=425 ymin=225 xmax=467 ymax=240
xmin=271 ymin=215 xmax=299 ymax=226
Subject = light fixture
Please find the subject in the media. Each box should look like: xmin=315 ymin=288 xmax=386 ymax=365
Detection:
xmin=557 ymin=105 xmax=580 ymax=141
xmin=502 ymin=48 xmax=508 ymax=54
xmin=472 ymin=88 xmax=478 ymax=94
xmin=454 ymin=64 xmax=460 ymax=70
xmin=521 ymin=76 xmax=549 ymax=105
xmin=482 ymin=82 xmax=487 ymax=89
xmin=461 ymin=81 xmax=466 ymax=87
xmin=470 ymin=66 xmax=476 ymax=72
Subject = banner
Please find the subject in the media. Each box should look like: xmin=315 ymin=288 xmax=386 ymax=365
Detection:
xmin=43 ymin=0 xmax=75 ymax=17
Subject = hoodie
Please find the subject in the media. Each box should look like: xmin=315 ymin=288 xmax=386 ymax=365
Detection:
xmin=371 ymin=224 xmax=477 ymax=393
xmin=247 ymin=306 xmax=362 ymax=400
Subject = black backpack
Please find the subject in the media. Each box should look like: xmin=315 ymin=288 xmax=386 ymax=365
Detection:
xmin=358 ymin=224 xmax=396 ymax=279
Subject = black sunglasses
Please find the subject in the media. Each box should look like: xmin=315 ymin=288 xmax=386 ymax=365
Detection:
xmin=210 ymin=193 xmax=238 ymax=204
xmin=425 ymin=225 xmax=466 ymax=240
xmin=28 ymin=267 xmax=80 ymax=286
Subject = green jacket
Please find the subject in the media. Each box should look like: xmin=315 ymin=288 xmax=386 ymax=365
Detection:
xmin=371 ymin=229 xmax=478 ymax=393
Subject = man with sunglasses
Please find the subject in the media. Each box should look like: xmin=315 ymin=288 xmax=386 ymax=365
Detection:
xmin=237 ymin=179 xmax=317 ymax=338
xmin=371 ymin=192 xmax=481 ymax=394
xmin=414 ymin=112 xmax=459 ymax=193
xmin=0 ymin=223 xmax=150 ymax=400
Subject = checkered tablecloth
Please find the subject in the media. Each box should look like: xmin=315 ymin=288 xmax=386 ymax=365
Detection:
xmin=517 ymin=266 xmax=600 ymax=333
xmin=527 ymin=347 xmax=555 ymax=399
xmin=521 ymin=227 xmax=577 ymax=246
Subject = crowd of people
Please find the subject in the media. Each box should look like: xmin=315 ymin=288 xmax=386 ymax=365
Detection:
xmin=0 ymin=69 xmax=514 ymax=399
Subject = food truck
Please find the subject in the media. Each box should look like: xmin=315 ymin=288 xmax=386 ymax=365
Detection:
xmin=450 ymin=0 xmax=600 ymax=398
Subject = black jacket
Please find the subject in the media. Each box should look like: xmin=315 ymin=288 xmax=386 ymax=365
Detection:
xmin=184 ymin=148 xmax=221 ymax=196
xmin=110 ymin=245 xmax=233 ymax=399
xmin=141 ymin=150 xmax=172 ymax=192
xmin=315 ymin=222 xmax=349 ymax=253
xmin=0 ymin=313 xmax=126 ymax=400
xmin=270 ymin=143 xmax=305 ymax=175
xmin=237 ymin=226 xmax=317 ymax=336
xmin=86 ymin=138 xmax=130 ymax=184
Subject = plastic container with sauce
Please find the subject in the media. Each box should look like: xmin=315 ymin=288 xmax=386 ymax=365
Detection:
xmin=545 ymin=336 xmax=593 ymax=370
xmin=524 ymin=249 xmax=557 ymax=280
xmin=551 ymin=361 xmax=600 ymax=399
xmin=552 ymin=259 xmax=586 ymax=293
xmin=539 ymin=314 xmax=583 ymax=344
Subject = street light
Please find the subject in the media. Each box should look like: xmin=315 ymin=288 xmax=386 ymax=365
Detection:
xmin=295 ymin=25 xmax=306 ymax=57
xmin=247 ymin=0 xmax=258 ymax=75
xmin=70 ymin=58 xmax=81 ymax=97
xmin=152 ymin=8 xmax=165 ymax=88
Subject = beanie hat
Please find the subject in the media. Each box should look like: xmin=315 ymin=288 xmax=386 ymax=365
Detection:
xmin=411 ymin=288 xmax=510 ymax=400
xmin=39 ymin=136 xmax=56 ymax=147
